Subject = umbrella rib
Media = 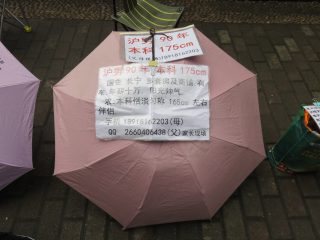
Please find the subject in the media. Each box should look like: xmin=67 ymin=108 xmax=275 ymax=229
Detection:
xmin=123 ymin=154 xmax=158 ymax=228
xmin=0 ymin=79 xmax=38 ymax=89
xmin=209 ymin=136 xmax=266 ymax=159
xmin=115 ymin=143 xmax=152 ymax=184
xmin=209 ymin=75 xmax=256 ymax=101
xmin=181 ymin=147 xmax=212 ymax=219
xmin=123 ymin=143 xmax=166 ymax=227
xmin=168 ymin=145 xmax=212 ymax=218
xmin=54 ymin=142 xmax=134 ymax=175
xmin=208 ymin=75 xmax=265 ymax=157
xmin=0 ymin=162 xmax=33 ymax=170
xmin=53 ymin=85 xmax=96 ymax=105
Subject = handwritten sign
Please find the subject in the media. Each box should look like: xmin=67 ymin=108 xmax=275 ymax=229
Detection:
xmin=95 ymin=63 xmax=209 ymax=141
xmin=303 ymin=105 xmax=320 ymax=130
xmin=124 ymin=27 xmax=203 ymax=63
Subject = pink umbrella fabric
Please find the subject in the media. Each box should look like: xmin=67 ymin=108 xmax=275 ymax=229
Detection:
xmin=53 ymin=27 xmax=265 ymax=228
xmin=0 ymin=42 xmax=39 ymax=190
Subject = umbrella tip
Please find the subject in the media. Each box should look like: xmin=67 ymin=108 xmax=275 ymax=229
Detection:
xmin=49 ymin=80 xmax=55 ymax=88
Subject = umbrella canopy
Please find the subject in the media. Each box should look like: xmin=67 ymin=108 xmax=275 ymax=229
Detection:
xmin=53 ymin=28 xmax=265 ymax=228
xmin=0 ymin=42 xmax=39 ymax=190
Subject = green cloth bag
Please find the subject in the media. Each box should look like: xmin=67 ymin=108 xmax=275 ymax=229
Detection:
xmin=268 ymin=109 xmax=320 ymax=173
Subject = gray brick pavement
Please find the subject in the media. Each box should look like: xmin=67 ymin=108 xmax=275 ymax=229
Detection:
xmin=1 ymin=20 xmax=320 ymax=240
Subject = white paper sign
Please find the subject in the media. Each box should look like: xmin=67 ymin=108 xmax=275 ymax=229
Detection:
xmin=303 ymin=105 xmax=320 ymax=130
xmin=124 ymin=27 xmax=203 ymax=63
xmin=95 ymin=63 xmax=210 ymax=141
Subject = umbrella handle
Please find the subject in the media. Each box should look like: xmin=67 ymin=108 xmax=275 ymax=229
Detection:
xmin=144 ymin=28 xmax=171 ymax=67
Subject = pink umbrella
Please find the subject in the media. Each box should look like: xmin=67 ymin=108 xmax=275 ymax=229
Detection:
xmin=53 ymin=27 xmax=265 ymax=228
xmin=0 ymin=42 xmax=39 ymax=190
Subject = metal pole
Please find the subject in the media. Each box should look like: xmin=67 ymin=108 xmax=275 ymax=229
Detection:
xmin=16 ymin=0 xmax=31 ymax=31
xmin=112 ymin=0 xmax=118 ymax=31
xmin=0 ymin=0 xmax=31 ymax=37
xmin=5 ymin=8 xmax=26 ymax=27
xmin=151 ymin=28 xmax=155 ymax=61
xmin=0 ymin=0 xmax=6 ymax=40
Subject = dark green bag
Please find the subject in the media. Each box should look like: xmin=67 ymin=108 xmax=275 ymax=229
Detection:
xmin=268 ymin=108 xmax=320 ymax=173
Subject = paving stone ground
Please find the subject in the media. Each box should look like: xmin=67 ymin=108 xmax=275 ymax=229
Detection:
xmin=1 ymin=15 xmax=320 ymax=240
xmin=5 ymin=0 xmax=320 ymax=24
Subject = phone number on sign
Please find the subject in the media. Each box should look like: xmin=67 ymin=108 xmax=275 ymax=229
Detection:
xmin=155 ymin=49 xmax=200 ymax=61
xmin=123 ymin=118 xmax=184 ymax=126
xmin=124 ymin=129 xmax=166 ymax=136
xmin=106 ymin=128 xmax=166 ymax=136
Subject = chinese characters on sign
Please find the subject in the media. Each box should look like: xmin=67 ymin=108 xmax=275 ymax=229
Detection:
xmin=95 ymin=63 xmax=210 ymax=141
xmin=0 ymin=57 xmax=5 ymax=71
xmin=124 ymin=27 xmax=203 ymax=63
xmin=303 ymin=105 xmax=320 ymax=130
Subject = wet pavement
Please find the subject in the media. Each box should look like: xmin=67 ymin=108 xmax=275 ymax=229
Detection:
xmin=5 ymin=0 xmax=320 ymax=24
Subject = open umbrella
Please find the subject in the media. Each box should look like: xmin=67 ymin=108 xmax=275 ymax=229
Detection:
xmin=0 ymin=42 xmax=39 ymax=190
xmin=53 ymin=27 xmax=265 ymax=228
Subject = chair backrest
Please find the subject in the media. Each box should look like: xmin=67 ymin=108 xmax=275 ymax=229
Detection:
xmin=123 ymin=0 xmax=137 ymax=12
xmin=112 ymin=0 xmax=184 ymax=31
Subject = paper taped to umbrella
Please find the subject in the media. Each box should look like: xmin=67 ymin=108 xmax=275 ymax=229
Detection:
xmin=95 ymin=63 xmax=210 ymax=141
xmin=122 ymin=25 xmax=203 ymax=63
